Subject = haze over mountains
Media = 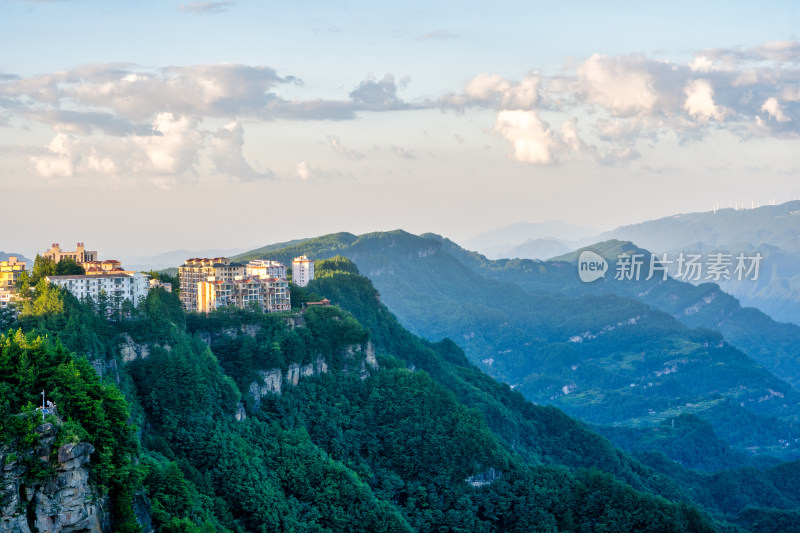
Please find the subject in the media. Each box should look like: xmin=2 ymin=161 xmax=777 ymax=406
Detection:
xmin=466 ymin=201 xmax=800 ymax=325
xmin=7 ymin=205 xmax=800 ymax=530
xmin=235 ymin=225 xmax=800 ymax=467
xmin=464 ymin=221 xmax=596 ymax=259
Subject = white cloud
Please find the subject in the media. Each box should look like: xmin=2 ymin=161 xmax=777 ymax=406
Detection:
xmin=139 ymin=113 xmax=202 ymax=174
xmin=494 ymin=110 xmax=555 ymax=165
xmin=464 ymin=74 xmax=511 ymax=102
xmin=178 ymin=2 xmax=234 ymax=14
xmin=782 ymin=86 xmax=800 ymax=102
xmin=443 ymin=72 xmax=539 ymax=110
xmin=598 ymin=147 xmax=641 ymax=166
xmin=761 ymin=97 xmax=790 ymax=122
xmin=560 ymin=118 xmax=584 ymax=154
xmin=689 ymin=56 xmax=714 ymax=73
xmin=391 ymin=145 xmax=416 ymax=160
xmin=210 ymin=121 xmax=274 ymax=181
xmin=30 ymin=112 xmax=203 ymax=181
xmin=416 ymin=30 xmax=457 ymax=41
xmin=577 ymin=54 xmax=658 ymax=116
xmin=595 ymin=118 xmax=646 ymax=141
xmin=63 ymin=64 xmax=286 ymax=121
xmin=327 ymin=136 xmax=364 ymax=160
xmin=33 ymin=134 xmax=79 ymax=178
xmin=295 ymin=162 xmax=312 ymax=180
xmin=683 ymin=79 xmax=730 ymax=122
xmin=7 ymin=40 xmax=800 ymax=184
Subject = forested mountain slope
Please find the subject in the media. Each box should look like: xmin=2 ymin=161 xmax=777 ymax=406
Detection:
xmin=238 ymin=231 xmax=800 ymax=462
xmin=1 ymin=259 xmax=731 ymax=532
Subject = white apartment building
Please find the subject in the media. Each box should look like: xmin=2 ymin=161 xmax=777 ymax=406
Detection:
xmin=246 ymin=260 xmax=288 ymax=281
xmin=292 ymin=256 xmax=314 ymax=287
xmin=46 ymin=272 xmax=150 ymax=308
xmin=0 ymin=289 xmax=18 ymax=310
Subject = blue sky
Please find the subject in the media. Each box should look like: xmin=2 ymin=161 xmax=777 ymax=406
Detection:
xmin=2 ymin=0 xmax=799 ymax=257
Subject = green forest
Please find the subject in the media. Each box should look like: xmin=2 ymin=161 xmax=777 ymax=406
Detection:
xmin=1 ymin=256 xmax=798 ymax=531
xmin=232 ymin=231 xmax=800 ymax=464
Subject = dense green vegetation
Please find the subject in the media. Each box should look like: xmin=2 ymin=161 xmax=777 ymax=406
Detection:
xmin=468 ymin=238 xmax=800 ymax=392
xmin=0 ymin=330 xmax=141 ymax=531
xmin=2 ymin=255 xmax=747 ymax=531
xmin=236 ymin=231 xmax=800 ymax=463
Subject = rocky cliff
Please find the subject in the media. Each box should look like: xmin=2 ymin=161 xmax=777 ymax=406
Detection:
xmin=0 ymin=422 xmax=109 ymax=533
xmin=249 ymin=340 xmax=379 ymax=406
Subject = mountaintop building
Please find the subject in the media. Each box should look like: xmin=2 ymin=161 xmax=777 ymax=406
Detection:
xmin=246 ymin=259 xmax=288 ymax=281
xmin=292 ymin=256 xmax=314 ymax=287
xmin=178 ymin=257 xmax=245 ymax=311
xmin=43 ymin=242 xmax=98 ymax=264
xmin=46 ymin=272 xmax=151 ymax=309
xmin=1 ymin=256 xmax=26 ymax=291
xmin=179 ymin=257 xmax=291 ymax=313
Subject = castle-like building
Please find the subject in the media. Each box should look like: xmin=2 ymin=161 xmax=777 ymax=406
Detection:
xmin=43 ymin=243 xmax=98 ymax=264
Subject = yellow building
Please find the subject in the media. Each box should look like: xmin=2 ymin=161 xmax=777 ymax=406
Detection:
xmin=197 ymin=279 xmax=235 ymax=312
xmin=43 ymin=242 xmax=98 ymax=264
xmin=82 ymin=259 xmax=125 ymax=275
xmin=195 ymin=276 xmax=290 ymax=313
xmin=0 ymin=256 xmax=27 ymax=291
xmin=179 ymin=257 xmax=245 ymax=311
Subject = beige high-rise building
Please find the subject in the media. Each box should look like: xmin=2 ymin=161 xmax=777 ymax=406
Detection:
xmin=43 ymin=243 xmax=98 ymax=264
xmin=0 ymin=256 xmax=27 ymax=291
xmin=178 ymin=257 xmax=245 ymax=311
xmin=262 ymin=278 xmax=290 ymax=312
xmin=196 ymin=276 xmax=290 ymax=313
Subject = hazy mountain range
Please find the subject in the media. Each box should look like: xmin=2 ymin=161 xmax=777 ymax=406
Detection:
xmin=466 ymin=202 xmax=800 ymax=325
xmin=113 ymin=248 xmax=248 ymax=271
xmin=235 ymin=229 xmax=800 ymax=464
xmin=0 ymin=252 xmax=32 ymax=264
xmin=463 ymin=221 xmax=595 ymax=259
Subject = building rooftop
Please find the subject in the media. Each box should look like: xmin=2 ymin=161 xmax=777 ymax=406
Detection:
xmin=47 ymin=272 xmax=144 ymax=280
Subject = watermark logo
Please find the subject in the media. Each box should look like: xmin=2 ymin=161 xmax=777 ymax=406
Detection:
xmin=578 ymin=251 xmax=608 ymax=283
xmin=577 ymin=250 xmax=763 ymax=283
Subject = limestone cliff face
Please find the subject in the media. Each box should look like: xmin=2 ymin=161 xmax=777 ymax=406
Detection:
xmin=249 ymin=341 xmax=379 ymax=406
xmin=118 ymin=333 xmax=151 ymax=363
xmin=0 ymin=423 xmax=109 ymax=533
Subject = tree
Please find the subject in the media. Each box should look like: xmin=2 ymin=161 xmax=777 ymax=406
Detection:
xmin=55 ymin=257 xmax=86 ymax=276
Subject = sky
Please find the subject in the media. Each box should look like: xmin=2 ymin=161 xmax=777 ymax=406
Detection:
xmin=2 ymin=0 xmax=800 ymax=258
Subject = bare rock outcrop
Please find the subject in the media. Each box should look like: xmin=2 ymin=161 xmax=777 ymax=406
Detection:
xmin=118 ymin=333 xmax=150 ymax=362
xmin=1 ymin=424 xmax=109 ymax=533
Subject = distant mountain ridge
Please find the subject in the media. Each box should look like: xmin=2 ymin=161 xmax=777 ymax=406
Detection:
xmin=0 ymin=252 xmax=32 ymax=264
xmin=237 ymin=230 xmax=800 ymax=462
xmin=115 ymin=247 xmax=252 ymax=270
xmin=597 ymin=201 xmax=800 ymax=254
xmin=470 ymin=202 xmax=800 ymax=324
xmin=464 ymin=220 xmax=595 ymax=259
